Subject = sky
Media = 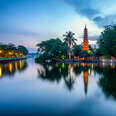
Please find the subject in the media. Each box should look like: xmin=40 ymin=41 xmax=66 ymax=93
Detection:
xmin=0 ymin=0 xmax=116 ymax=52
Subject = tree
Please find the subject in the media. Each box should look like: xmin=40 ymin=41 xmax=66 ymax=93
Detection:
xmin=94 ymin=48 xmax=104 ymax=57
xmin=63 ymin=31 xmax=77 ymax=59
xmin=98 ymin=25 xmax=116 ymax=58
xmin=72 ymin=45 xmax=82 ymax=57
xmin=36 ymin=38 xmax=68 ymax=61
xmin=18 ymin=45 xmax=28 ymax=55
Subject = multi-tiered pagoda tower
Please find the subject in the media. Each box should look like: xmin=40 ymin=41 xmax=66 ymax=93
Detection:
xmin=82 ymin=25 xmax=89 ymax=50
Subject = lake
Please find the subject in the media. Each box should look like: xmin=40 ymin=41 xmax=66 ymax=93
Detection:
xmin=0 ymin=58 xmax=116 ymax=116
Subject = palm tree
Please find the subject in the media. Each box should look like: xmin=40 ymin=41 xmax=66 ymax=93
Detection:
xmin=63 ymin=31 xmax=77 ymax=59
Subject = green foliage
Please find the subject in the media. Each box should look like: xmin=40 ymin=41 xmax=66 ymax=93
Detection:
xmin=18 ymin=45 xmax=29 ymax=55
xmin=72 ymin=45 xmax=82 ymax=56
xmin=94 ymin=48 xmax=103 ymax=57
xmin=37 ymin=38 xmax=68 ymax=60
xmin=63 ymin=31 xmax=77 ymax=59
xmin=98 ymin=25 xmax=116 ymax=58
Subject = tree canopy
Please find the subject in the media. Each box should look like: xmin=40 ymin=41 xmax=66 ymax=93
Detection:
xmin=63 ymin=31 xmax=77 ymax=59
xmin=97 ymin=25 xmax=116 ymax=58
xmin=37 ymin=38 xmax=68 ymax=61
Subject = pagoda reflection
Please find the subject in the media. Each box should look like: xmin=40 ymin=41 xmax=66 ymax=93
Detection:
xmin=83 ymin=71 xmax=89 ymax=95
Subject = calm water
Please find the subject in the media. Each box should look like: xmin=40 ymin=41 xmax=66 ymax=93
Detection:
xmin=0 ymin=59 xmax=116 ymax=116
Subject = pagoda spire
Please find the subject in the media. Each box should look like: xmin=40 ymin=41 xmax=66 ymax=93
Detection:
xmin=82 ymin=25 xmax=89 ymax=50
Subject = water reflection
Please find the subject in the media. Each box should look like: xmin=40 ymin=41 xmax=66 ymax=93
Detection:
xmin=0 ymin=60 xmax=28 ymax=78
xmin=94 ymin=65 xmax=116 ymax=100
xmin=37 ymin=62 xmax=116 ymax=98
xmin=37 ymin=63 xmax=91 ymax=93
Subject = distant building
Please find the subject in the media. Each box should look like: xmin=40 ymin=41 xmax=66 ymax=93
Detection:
xmin=82 ymin=25 xmax=89 ymax=51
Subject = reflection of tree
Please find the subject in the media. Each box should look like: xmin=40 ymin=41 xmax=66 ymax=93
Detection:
xmin=37 ymin=63 xmax=91 ymax=92
xmin=0 ymin=60 xmax=28 ymax=78
xmin=38 ymin=63 xmax=68 ymax=83
xmin=73 ymin=63 xmax=91 ymax=76
xmin=38 ymin=63 xmax=76 ymax=90
xmin=94 ymin=66 xmax=116 ymax=99
xmin=73 ymin=64 xmax=83 ymax=76
xmin=64 ymin=64 xmax=75 ymax=90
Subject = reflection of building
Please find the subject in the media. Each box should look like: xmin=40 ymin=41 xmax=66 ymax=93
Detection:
xmin=82 ymin=25 xmax=89 ymax=51
xmin=0 ymin=66 xmax=2 ymax=77
xmin=83 ymin=71 xmax=89 ymax=94
xmin=0 ymin=60 xmax=27 ymax=78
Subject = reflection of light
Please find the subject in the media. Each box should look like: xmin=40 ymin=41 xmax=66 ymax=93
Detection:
xmin=68 ymin=64 xmax=71 ymax=73
xmin=81 ymin=63 xmax=86 ymax=67
xmin=88 ymin=69 xmax=91 ymax=74
xmin=15 ymin=62 xmax=18 ymax=70
xmin=0 ymin=66 xmax=2 ymax=77
xmin=111 ymin=59 xmax=112 ymax=63
xmin=110 ymin=60 xmax=115 ymax=68
xmin=102 ymin=59 xmax=105 ymax=67
xmin=102 ymin=59 xmax=105 ymax=63
xmin=62 ymin=63 xmax=65 ymax=68
xmin=74 ymin=64 xmax=79 ymax=67
xmin=19 ymin=60 xmax=23 ymax=69
xmin=9 ymin=63 xmax=13 ymax=72
xmin=55 ymin=63 xmax=58 ymax=67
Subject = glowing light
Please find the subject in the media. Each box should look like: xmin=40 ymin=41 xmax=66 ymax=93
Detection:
xmin=111 ymin=59 xmax=112 ymax=63
xmin=9 ymin=63 xmax=13 ymax=72
xmin=62 ymin=63 xmax=65 ymax=68
xmin=110 ymin=60 xmax=115 ymax=68
xmin=102 ymin=59 xmax=105 ymax=67
xmin=0 ymin=50 xmax=2 ymax=54
xmin=81 ymin=63 xmax=86 ymax=67
xmin=8 ymin=51 xmax=13 ymax=55
xmin=20 ymin=53 xmax=23 ymax=56
xmin=0 ymin=66 xmax=2 ymax=77
xmin=19 ymin=60 xmax=23 ymax=69
xmin=15 ymin=62 xmax=18 ymax=70
xmin=68 ymin=64 xmax=71 ymax=73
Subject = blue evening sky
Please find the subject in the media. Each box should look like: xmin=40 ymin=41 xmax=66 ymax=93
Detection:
xmin=0 ymin=0 xmax=116 ymax=52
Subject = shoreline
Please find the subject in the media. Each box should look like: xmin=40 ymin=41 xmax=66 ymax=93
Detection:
xmin=44 ymin=58 xmax=116 ymax=64
xmin=0 ymin=57 xmax=27 ymax=62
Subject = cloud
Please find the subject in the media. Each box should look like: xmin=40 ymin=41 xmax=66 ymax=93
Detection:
xmin=93 ymin=15 xmax=116 ymax=27
xmin=63 ymin=0 xmax=116 ymax=27
xmin=63 ymin=0 xmax=99 ymax=18
xmin=79 ymin=8 xmax=99 ymax=19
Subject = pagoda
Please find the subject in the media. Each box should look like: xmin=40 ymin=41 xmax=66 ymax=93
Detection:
xmin=82 ymin=25 xmax=89 ymax=50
